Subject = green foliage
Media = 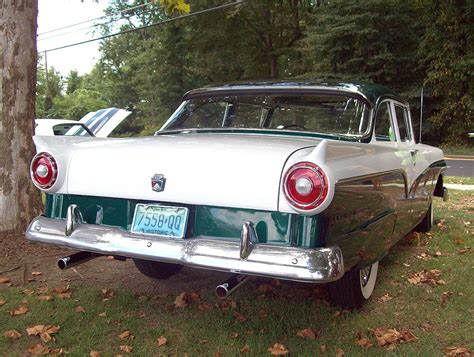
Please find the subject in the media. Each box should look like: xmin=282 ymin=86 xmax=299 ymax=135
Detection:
xmin=49 ymin=89 xmax=108 ymax=120
xmin=418 ymin=0 xmax=473 ymax=145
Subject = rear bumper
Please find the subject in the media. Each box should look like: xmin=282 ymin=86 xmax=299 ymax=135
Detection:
xmin=26 ymin=212 xmax=344 ymax=283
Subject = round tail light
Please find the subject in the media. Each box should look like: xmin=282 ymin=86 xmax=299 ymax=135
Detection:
xmin=31 ymin=152 xmax=58 ymax=189
xmin=283 ymin=162 xmax=328 ymax=210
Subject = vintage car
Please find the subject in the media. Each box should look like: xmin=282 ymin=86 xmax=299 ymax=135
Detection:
xmin=26 ymin=81 xmax=448 ymax=308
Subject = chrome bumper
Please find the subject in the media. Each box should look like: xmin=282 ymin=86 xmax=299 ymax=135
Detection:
xmin=26 ymin=213 xmax=344 ymax=283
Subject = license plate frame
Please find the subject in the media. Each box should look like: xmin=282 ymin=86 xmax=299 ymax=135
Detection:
xmin=131 ymin=204 xmax=189 ymax=239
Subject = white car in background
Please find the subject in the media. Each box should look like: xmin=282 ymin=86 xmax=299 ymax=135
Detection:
xmin=35 ymin=107 xmax=131 ymax=137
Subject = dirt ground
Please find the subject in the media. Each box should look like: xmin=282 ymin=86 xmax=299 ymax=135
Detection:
xmin=0 ymin=231 xmax=231 ymax=296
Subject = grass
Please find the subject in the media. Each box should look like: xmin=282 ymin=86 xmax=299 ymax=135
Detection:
xmin=444 ymin=176 xmax=474 ymax=185
xmin=1 ymin=191 xmax=473 ymax=356
xmin=441 ymin=145 xmax=474 ymax=156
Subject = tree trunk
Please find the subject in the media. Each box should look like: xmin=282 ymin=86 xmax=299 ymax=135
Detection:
xmin=0 ymin=0 xmax=41 ymax=233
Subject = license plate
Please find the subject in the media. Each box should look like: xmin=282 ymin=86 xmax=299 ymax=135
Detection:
xmin=131 ymin=204 xmax=188 ymax=238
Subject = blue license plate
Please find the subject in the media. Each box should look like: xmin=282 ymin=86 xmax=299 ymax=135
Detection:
xmin=131 ymin=204 xmax=188 ymax=238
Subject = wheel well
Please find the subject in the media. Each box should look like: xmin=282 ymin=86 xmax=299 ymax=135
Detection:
xmin=433 ymin=173 xmax=444 ymax=197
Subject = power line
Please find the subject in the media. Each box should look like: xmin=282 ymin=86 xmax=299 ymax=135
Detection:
xmin=40 ymin=1 xmax=243 ymax=53
xmin=37 ymin=2 xmax=154 ymax=37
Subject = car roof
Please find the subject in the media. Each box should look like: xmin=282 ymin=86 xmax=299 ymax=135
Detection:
xmin=183 ymin=80 xmax=406 ymax=107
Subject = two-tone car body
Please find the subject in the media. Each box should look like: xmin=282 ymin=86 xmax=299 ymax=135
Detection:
xmin=26 ymin=81 xmax=448 ymax=307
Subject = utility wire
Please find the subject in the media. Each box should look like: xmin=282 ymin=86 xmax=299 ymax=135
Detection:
xmin=37 ymin=1 xmax=154 ymax=36
xmin=38 ymin=5 xmax=158 ymax=42
xmin=40 ymin=1 xmax=243 ymax=53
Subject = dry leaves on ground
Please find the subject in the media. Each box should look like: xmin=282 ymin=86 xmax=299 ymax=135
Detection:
xmin=0 ymin=277 xmax=10 ymax=284
xmin=378 ymin=293 xmax=393 ymax=302
xmin=0 ymin=298 xmax=7 ymax=306
xmin=443 ymin=346 xmax=472 ymax=356
xmin=319 ymin=345 xmax=327 ymax=353
xmin=268 ymin=343 xmax=289 ymax=356
xmin=31 ymin=271 xmax=43 ymax=276
xmin=27 ymin=343 xmax=63 ymax=355
xmin=407 ymin=269 xmax=446 ymax=285
xmin=101 ymin=288 xmax=114 ymax=300
xmin=37 ymin=295 xmax=53 ymax=301
xmin=10 ymin=306 xmax=28 ymax=316
xmin=157 ymin=336 xmax=167 ymax=347
xmin=198 ymin=301 xmax=213 ymax=311
xmin=372 ymin=327 xmax=417 ymax=349
xmin=296 ymin=328 xmax=318 ymax=340
xmin=53 ymin=287 xmax=71 ymax=299
xmin=440 ymin=291 xmax=453 ymax=307
xmin=75 ymin=305 xmax=86 ymax=313
xmin=355 ymin=337 xmax=373 ymax=348
xmin=233 ymin=311 xmax=248 ymax=323
xmin=90 ymin=351 xmax=101 ymax=357
xmin=119 ymin=345 xmax=133 ymax=353
xmin=26 ymin=325 xmax=60 ymax=343
xmin=336 ymin=347 xmax=345 ymax=357
xmin=118 ymin=330 xmax=131 ymax=340
xmin=3 ymin=329 xmax=22 ymax=339
xmin=230 ymin=332 xmax=239 ymax=339
xmin=240 ymin=345 xmax=250 ymax=354
xmin=174 ymin=292 xmax=188 ymax=308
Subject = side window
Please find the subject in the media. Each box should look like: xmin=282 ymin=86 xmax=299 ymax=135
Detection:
xmin=394 ymin=105 xmax=411 ymax=142
xmin=374 ymin=102 xmax=395 ymax=142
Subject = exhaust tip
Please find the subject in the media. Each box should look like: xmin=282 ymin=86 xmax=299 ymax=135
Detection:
xmin=57 ymin=257 xmax=69 ymax=270
xmin=215 ymin=284 xmax=230 ymax=299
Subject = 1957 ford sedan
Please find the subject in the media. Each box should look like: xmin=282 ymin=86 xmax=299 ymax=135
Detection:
xmin=26 ymin=81 xmax=448 ymax=308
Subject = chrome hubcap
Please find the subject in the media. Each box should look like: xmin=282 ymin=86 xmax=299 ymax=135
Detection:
xmin=360 ymin=266 xmax=372 ymax=287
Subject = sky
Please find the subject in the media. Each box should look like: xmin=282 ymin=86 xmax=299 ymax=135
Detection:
xmin=37 ymin=0 xmax=110 ymax=75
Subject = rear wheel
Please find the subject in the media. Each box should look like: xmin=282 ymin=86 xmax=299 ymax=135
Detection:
xmin=133 ymin=259 xmax=183 ymax=279
xmin=416 ymin=202 xmax=433 ymax=233
xmin=328 ymin=261 xmax=379 ymax=308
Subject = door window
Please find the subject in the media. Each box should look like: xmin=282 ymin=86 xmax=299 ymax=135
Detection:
xmin=394 ymin=105 xmax=412 ymax=142
xmin=374 ymin=102 xmax=396 ymax=142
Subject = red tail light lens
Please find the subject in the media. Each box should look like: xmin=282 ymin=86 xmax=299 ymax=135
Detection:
xmin=31 ymin=152 xmax=58 ymax=189
xmin=283 ymin=162 xmax=328 ymax=210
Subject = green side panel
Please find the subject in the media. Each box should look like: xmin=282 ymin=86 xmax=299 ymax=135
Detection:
xmin=45 ymin=194 xmax=132 ymax=229
xmin=193 ymin=206 xmax=294 ymax=245
xmin=44 ymin=194 xmax=324 ymax=248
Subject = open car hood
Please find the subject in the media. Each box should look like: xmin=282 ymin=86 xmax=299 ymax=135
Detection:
xmin=35 ymin=108 xmax=131 ymax=137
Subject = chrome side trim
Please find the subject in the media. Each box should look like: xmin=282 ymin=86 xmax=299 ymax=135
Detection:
xmin=26 ymin=216 xmax=344 ymax=283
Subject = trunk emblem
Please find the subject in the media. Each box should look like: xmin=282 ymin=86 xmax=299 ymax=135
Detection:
xmin=151 ymin=174 xmax=166 ymax=192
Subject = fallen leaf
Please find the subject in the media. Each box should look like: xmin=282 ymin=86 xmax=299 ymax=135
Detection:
xmin=379 ymin=293 xmax=393 ymax=302
xmin=174 ymin=292 xmax=188 ymax=308
xmin=199 ymin=339 xmax=209 ymax=344
xmin=3 ymin=329 xmax=22 ymax=339
xmin=296 ymin=328 xmax=318 ymax=340
xmin=458 ymin=247 xmax=471 ymax=255
xmin=407 ymin=269 xmax=444 ymax=285
xmin=240 ymin=345 xmax=250 ymax=354
xmin=118 ymin=331 xmax=131 ymax=340
xmin=56 ymin=293 xmax=71 ymax=299
xmin=454 ymin=239 xmax=464 ymax=245
xmin=27 ymin=343 xmax=50 ymax=355
xmin=31 ymin=271 xmax=43 ymax=276
xmin=37 ymin=295 xmax=53 ymax=302
xmin=26 ymin=325 xmax=60 ymax=343
xmin=10 ymin=306 xmax=28 ymax=316
xmin=230 ymin=332 xmax=239 ymax=339
xmin=119 ymin=345 xmax=133 ymax=353
xmin=22 ymin=288 xmax=35 ymax=296
xmin=319 ymin=345 xmax=327 ymax=353
xmin=157 ymin=335 xmax=167 ymax=347
xmin=268 ymin=343 xmax=289 ymax=356
xmin=441 ymin=291 xmax=453 ymax=307
xmin=437 ymin=219 xmax=446 ymax=229
xmin=53 ymin=287 xmax=70 ymax=294
xmin=233 ymin=311 xmax=248 ymax=323
xmin=443 ymin=346 xmax=472 ymax=356
xmin=101 ymin=288 xmax=114 ymax=300
xmin=198 ymin=302 xmax=213 ymax=311
xmin=0 ymin=277 xmax=10 ymax=284
xmin=355 ymin=337 xmax=373 ymax=348
xmin=49 ymin=348 xmax=64 ymax=355
xmin=434 ymin=251 xmax=442 ymax=257
xmin=98 ymin=312 xmax=107 ymax=317
xmin=0 ymin=298 xmax=6 ymax=306
xmin=90 ymin=351 xmax=101 ymax=357
xmin=75 ymin=306 xmax=86 ymax=313
xmin=372 ymin=327 xmax=417 ymax=347
xmin=336 ymin=347 xmax=345 ymax=357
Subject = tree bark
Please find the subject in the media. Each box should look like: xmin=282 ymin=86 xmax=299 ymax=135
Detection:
xmin=0 ymin=0 xmax=41 ymax=232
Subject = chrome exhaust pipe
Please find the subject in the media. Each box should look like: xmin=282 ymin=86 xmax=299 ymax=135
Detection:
xmin=215 ymin=275 xmax=248 ymax=299
xmin=57 ymin=251 xmax=100 ymax=270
